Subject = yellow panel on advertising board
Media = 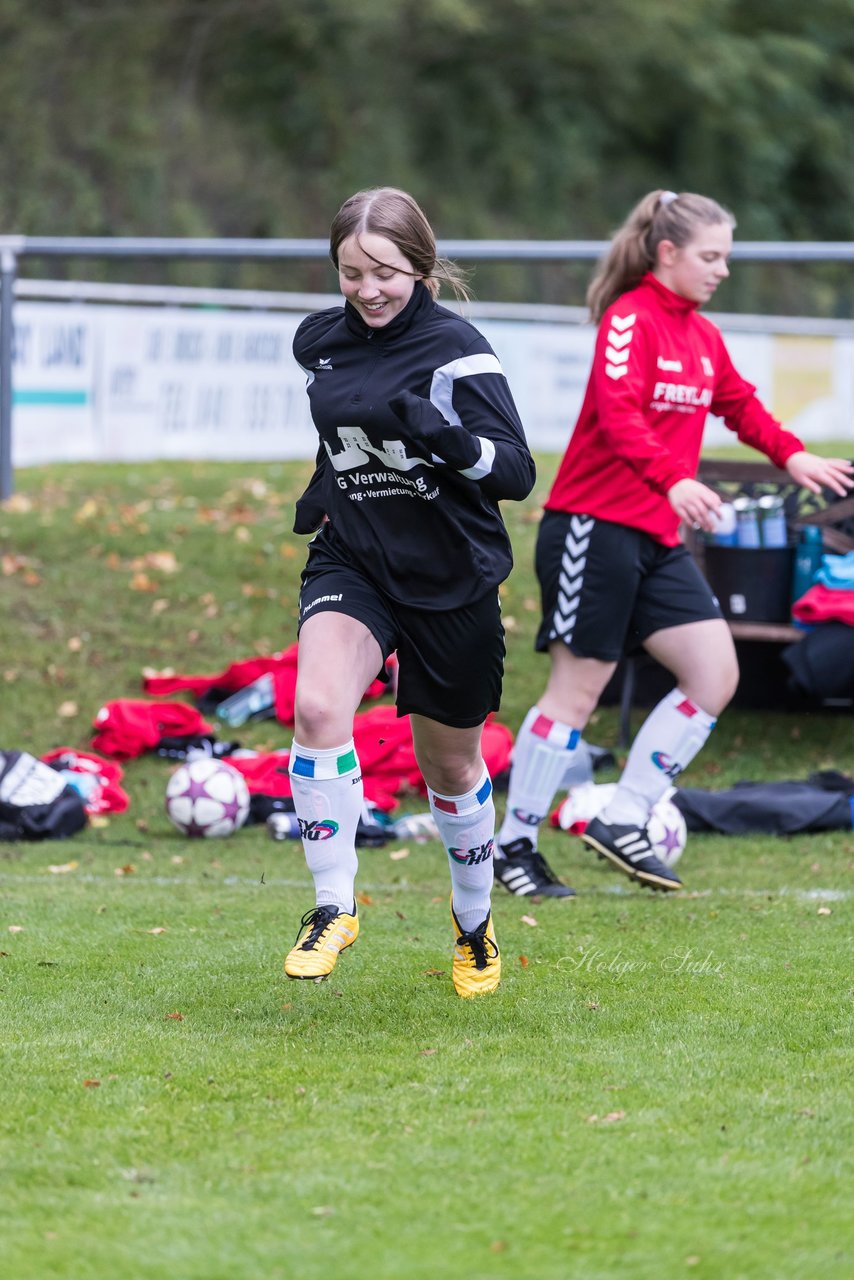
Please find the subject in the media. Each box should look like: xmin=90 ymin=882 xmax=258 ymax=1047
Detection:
xmin=771 ymin=334 xmax=834 ymax=423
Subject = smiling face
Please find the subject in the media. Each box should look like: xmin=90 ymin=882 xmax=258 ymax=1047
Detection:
xmin=654 ymin=221 xmax=733 ymax=305
xmin=337 ymin=232 xmax=421 ymax=328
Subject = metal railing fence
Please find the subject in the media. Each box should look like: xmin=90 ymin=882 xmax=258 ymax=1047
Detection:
xmin=3 ymin=235 xmax=854 ymax=497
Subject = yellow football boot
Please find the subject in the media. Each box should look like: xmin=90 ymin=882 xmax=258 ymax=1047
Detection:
xmin=451 ymin=899 xmax=501 ymax=998
xmin=284 ymin=904 xmax=359 ymax=979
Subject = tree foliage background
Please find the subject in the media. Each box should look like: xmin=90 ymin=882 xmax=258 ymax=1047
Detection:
xmin=2 ymin=0 xmax=854 ymax=308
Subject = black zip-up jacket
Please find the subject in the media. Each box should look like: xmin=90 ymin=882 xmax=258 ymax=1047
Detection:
xmin=292 ymin=282 xmax=536 ymax=609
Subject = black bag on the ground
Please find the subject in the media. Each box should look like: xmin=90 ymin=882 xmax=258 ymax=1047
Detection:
xmin=0 ymin=749 xmax=88 ymax=840
xmin=782 ymin=623 xmax=854 ymax=701
xmin=673 ymin=773 xmax=853 ymax=835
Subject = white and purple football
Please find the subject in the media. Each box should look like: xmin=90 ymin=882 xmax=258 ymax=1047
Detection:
xmin=165 ymin=758 xmax=250 ymax=838
xmin=645 ymin=796 xmax=687 ymax=868
xmin=555 ymin=782 xmax=687 ymax=867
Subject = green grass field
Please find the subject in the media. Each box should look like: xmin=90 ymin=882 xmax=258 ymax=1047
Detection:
xmin=1 ymin=457 xmax=852 ymax=1280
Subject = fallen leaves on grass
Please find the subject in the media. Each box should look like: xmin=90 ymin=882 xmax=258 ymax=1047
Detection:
xmin=521 ymin=913 xmax=538 ymax=927
xmin=587 ymin=1111 xmax=625 ymax=1125
xmin=2 ymin=553 xmax=38 ymax=576
xmin=419 ymin=1048 xmax=437 ymax=1056
xmin=146 ymin=927 xmax=168 ymax=935
xmin=519 ymin=955 xmax=529 ymax=968
xmin=56 ymin=701 xmax=78 ymax=718
xmin=389 ymin=847 xmax=410 ymax=861
xmin=355 ymin=891 xmax=374 ymax=906
xmin=82 ymin=1079 xmax=101 ymax=1088
xmin=114 ymin=864 xmax=136 ymax=876
xmin=47 ymin=861 xmax=78 ymax=874
xmin=1 ymin=493 xmax=33 ymax=513
xmin=423 ymin=969 xmax=446 ymax=977
xmin=164 ymin=1012 xmax=184 ymax=1021
xmin=130 ymin=551 xmax=180 ymax=575
xmin=817 ymin=907 xmax=832 ymax=916
xmin=311 ymin=1206 xmax=334 ymax=1218
xmin=75 ymin=499 xmax=100 ymax=522
xmin=8 ymin=925 xmax=24 ymax=934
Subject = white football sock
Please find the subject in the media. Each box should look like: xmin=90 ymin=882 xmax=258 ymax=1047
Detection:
xmin=428 ymin=763 xmax=495 ymax=933
xmin=601 ymin=689 xmax=717 ymax=827
xmin=288 ymin=738 xmax=361 ymax=912
xmin=497 ymin=706 xmax=584 ymax=850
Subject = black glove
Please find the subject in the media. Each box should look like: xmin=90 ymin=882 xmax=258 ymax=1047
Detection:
xmin=388 ymin=390 xmax=480 ymax=471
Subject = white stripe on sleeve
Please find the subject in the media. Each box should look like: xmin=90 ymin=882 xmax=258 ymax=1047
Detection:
xmin=429 ymin=353 xmax=505 ymax=426
xmin=460 ymin=436 xmax=496 ymax=480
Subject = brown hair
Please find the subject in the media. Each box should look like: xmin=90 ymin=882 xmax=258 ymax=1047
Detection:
xmin=329 ymin=186 xmax=470 ymax=302
xmin=586 ymin=189 xmax=735 ymax=323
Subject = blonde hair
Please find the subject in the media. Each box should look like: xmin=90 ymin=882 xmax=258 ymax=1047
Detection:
xmin=586 ymin=189 xmax=735 ymax=322
xmin=329 ymin=186 xmax=470 ymax=302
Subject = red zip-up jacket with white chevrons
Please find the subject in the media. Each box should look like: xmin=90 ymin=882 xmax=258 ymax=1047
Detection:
xmin=545 ymin=273 xmax=804 ymax=546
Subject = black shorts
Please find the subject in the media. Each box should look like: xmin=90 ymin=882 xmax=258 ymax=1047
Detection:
xmin=298 ymin=547 xmax=505 ymax=729
xmin=535 ymin=510 xmax=722 ymax=661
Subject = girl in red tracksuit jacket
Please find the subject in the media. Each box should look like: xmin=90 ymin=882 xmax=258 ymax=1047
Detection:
xmin=494 ymin=188 xmax=853 ymax=898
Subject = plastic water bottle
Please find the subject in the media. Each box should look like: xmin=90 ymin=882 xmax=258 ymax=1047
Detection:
xmin=734 ymin=497 xmax=760 ymax=548
xmin=391 ymin=812 xmax=439 ymax=842
xmin=757 ymin=494 xmax=787 ymax=547
xmin=215 ymin=673 xmax=275 ymax=727
xmin=58 ymin=769 xmax=99 ymax=801
xmin=791 ymin=526 xmax=823 ymax=617
xmin=266 ymin=811 xmax=302 ymax=840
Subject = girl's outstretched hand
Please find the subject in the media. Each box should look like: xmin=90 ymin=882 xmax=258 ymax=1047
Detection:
xmin=784 ymin=451 xmax=854 ymax=497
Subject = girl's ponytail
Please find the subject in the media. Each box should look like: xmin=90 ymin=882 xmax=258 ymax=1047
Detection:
xmin=586 ymin=189 xmax=735 ymax=323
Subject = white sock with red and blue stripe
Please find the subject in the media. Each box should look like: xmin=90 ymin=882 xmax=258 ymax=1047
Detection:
xmin=288 ymin=738 xmax=362 ymax=912
xmin=497 ymin=706 xmax=583 ymax=850
xmin=428 ymin=764 xmax=495 ymax=933
xmin=601 ymin=689 xmax=716 ymax=828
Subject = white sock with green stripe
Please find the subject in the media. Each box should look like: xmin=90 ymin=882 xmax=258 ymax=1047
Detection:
xmin=288 ymin=738 xmax=362 ymax=913
xmin=428 ymin=764 xmax=495 ymax=933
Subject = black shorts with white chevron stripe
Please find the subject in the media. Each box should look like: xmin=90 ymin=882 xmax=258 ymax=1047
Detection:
xmin=533 ymin=510 xmax=721 ymax=661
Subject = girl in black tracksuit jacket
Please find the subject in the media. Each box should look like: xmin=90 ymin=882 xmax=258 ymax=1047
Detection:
xmin=292 ymin=275 xmax=534 ymax=606
xmin=283 ymin=186 xmax=534 ymax=999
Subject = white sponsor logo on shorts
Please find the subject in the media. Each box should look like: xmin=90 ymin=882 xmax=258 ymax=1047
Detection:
xmin=302 ymin=592 xmax=343 ymax=615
